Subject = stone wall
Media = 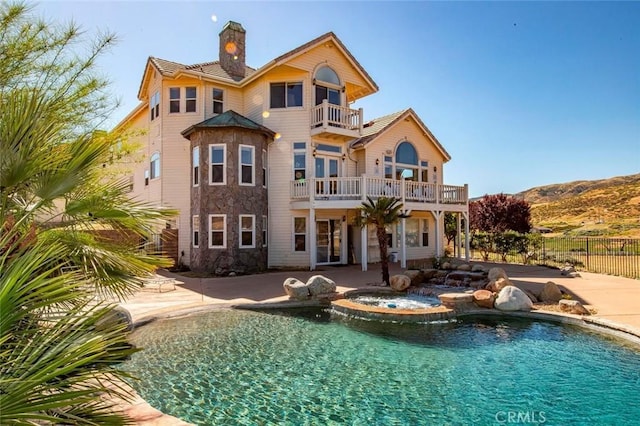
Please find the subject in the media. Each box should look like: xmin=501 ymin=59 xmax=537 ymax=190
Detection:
xmin=190 ymin=128 xmax=268 ymax=274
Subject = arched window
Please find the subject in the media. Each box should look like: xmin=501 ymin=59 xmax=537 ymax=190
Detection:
xmin=314 ymin=66 xmax=341 ymax=106
xmin=395 ymin=141 xmax=418 ymax=181
xmin=315 ymin=66 xmax=340 ymax=85
xmin=150 ymin=152 xmax=160 ymax=180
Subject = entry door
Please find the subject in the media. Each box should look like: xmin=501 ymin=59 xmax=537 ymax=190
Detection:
xmin=315 ymin=156 xmax=340 ymax=195
xmin=316 ymin=219 xmax=341 ymax=264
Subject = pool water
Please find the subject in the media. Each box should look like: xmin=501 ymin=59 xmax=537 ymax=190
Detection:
xmin=349 ymin=293 xmax=441 ymax=309
xmin=122 ymin=309 xmax=640 ymax=425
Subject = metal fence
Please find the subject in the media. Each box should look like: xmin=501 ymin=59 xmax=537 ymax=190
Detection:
xmin=473 ymin=237 xmax=640 ymax=280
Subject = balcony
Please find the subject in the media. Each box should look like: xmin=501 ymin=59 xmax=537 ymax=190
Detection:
xmin=310 ymin=99 xmax=363 ymax=140
xmin=290 ymin=176 xmax=468 ymax=210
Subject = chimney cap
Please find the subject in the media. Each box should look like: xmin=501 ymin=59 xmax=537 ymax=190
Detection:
xmin=220 ymin=21 xmax=245 ymax=34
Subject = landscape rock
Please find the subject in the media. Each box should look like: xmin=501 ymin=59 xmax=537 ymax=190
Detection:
xmin=494 ymin=286 xmax=533 ymax=312
xmin=486 ymin=277 xmax=513 ymax=292
xmin=306 ymin=275 xmax=337 ymax=296
xmin=567 ymin=272 xmax=581 ymax=278
xmin=441 ymin=261 xmax=452 ymax=270
xmin=488 ymin=267 xmax=508 ymax=282
xmin=403 ymin=269 xmax=425 ymax=286
xmin=283 ymin=278 xmax=310 ymax=300
xmin=539 ymin=281 xmax=563 ymax=303
xmin=96 ymin=306 xmax=133 ymax=332
xmin=472 ymin=290 xmax=495 ymax=309
xmin=390 ymin=275 xmax=411 ymax=291
xmin=560 ymin=266 xmax=577 ymax=276
xmin=421 ymin=269 xmax=438 ymax=281
xmin=559 ymin=299 xmax=590 ymax=315
xmin=457 ymin=264 xmax=472 ymax=272
xmin=471 ymin=264 xmax=487 ymax=273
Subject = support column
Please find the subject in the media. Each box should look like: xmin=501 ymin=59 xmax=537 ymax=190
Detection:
xmin=309 ymin=207 xmax=316 ymax=271
xmin=456 ymin=212 xmax=462 ymax=259
xmin=401 ymin=216 xmax=407 ymax=268
xmin=433 ymin=210 xmax=443 ymax=258
xmin=464 ymin=211 xmax=470 ymax=261
xmin=361 ymin=221 xmax=368 ymax=271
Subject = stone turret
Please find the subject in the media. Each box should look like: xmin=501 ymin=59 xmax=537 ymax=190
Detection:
xmin=219 ymin=21 xmax=246 ymax=81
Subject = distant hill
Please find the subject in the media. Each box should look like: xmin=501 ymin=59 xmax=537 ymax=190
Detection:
xmin=515 ymin=174 xmax=640 ymax=237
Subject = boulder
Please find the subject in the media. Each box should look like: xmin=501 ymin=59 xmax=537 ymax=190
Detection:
xmin=559 ymin=299 xmax=590 ymax=315
xmin=306 ymin=275 xmax=336 ymax=296
xmin=441 ymin=261 xmax=452 ymax=270
xmin=457 ymin=264 xmax=472 ymax=272
xmin=471 ymin=264 xmax=486 ymax=273
xmin=488 ymin=267 xmax=508 ymax=282
xmin=403 ymin=269 xmax=425 ymax=286
xmin=494 ymin=286 xmax=533 ymax=312
xmin=560 ymin=266 xmax=576 ymax=276
xmin=486 ymin=277 xmax=513 ymax=292
xmin=390 ymin=275 xmax=411 ymax=291
xmin=421 ymin=269 xmax=438 ymax=281
xmin=539 ymin=281 xmax=563 ymax=303
xmin=283 ymin=278 xmax=310 ymax=300
xmin=472 ymin=290 xmax=495 ymax=309
xmin=96 ymin=306 xmax=133 ymax=332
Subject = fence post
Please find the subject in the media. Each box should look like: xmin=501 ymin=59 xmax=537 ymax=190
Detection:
xmin=586 ymin=237 xmax=590 ymax=270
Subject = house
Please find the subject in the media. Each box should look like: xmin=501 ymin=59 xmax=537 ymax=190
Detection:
xmin=114 ymin=21 xmax=470 ymax=274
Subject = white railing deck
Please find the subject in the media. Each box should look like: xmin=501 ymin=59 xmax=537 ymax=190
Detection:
xmin=310 ymin=100 xmax=363 ymax=135
xmin=290 ymin=176 xmax=467 ymax=205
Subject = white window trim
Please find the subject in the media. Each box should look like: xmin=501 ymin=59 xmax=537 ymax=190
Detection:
xmin=270 ymin=81 xmax=304 ymax=109
xmin=185 ymin=86 xmax=197 ymax=113
xmin=192 ymin=146 xmax=200 ymax=187
xmin=421 ymin=218 xmax=429 ymax=247
xmin=293 ymin=142 xmax=306 ymax=181
xmin=262 ymin=149 xmax=267 ymax=188
xmin=239 ymin=214 xmax=256 ymax=248
xmin=169 ymin=87 xmax=180 ymax=113
xmin=192 ymin=215 xmax=199 ymax=248
xmin=212 ymin=88 xmax=224 ymax=114
xmin=209 ymin=214 xmax=226 ymax=249
xmin=150 ymin=151 xmax=160 ymax=180
xmin=262 ymin=215 xmax=268 ymax=248
xmin=293 ymin=217 xmax=307 ymax=252
xmin=209 ymin=144 xmax=226 ymax=185
xmin=239 ymin=144 xmax=255 ymax=186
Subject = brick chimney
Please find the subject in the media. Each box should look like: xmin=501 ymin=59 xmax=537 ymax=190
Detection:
xmin=219 ymin=21 xmax=246 ymax=81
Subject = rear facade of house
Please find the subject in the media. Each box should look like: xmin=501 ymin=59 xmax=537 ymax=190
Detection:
xmin=115 ymin=21 xmax=469 ymax=274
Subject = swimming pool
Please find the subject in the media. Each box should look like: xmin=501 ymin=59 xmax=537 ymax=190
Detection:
xmin=122 ymin=308 xmax=640 ymax=425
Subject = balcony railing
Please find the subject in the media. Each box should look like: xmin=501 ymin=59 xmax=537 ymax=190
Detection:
xmin=290 ymin=176 xmax=467 ymax=205
xmin=310 ymin=99 xmax=363 ymax=137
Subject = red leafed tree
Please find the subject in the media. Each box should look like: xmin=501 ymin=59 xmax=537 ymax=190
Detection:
xmin=469 ymin=194 xmax=532 ymax=234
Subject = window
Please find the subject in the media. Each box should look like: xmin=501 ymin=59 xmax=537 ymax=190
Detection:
xmin=192 ymin=147 xmax=200 ymax=186
xmin=315 ymin=66 xmax=340 ymax=85
xmin=239 ymin=145 xmax=254 ymax=185
xmin=395 ymin=141 xmax=418 ymax=181
xmin=210 ymin=144 xmax=226 ymax=184
xmin=150 ymin=152 xmax=160 ymax=180
xmin=314 ymin=66 xmax=341 ymax=106
xmin=209 ymin=214 xmax=226 ymax=248
xmin=150 ymin=91 xmax=160 ymax=120
xmin=270 ymin=82 xmax=303 ymax=108
xmin=384 ymin=155 xmax=393 ymax=179
xmin=262 ymin=215 xmax=268 ymax=247
xmin=212 ymin=88 xmax=224 ymax=114
xmin=192 ymin=215 xmax=199 ymax=248
xmin=421 ymin=161 xmax=429 ymax=182
xmin=185 ymin=87 xmax=197 ymax=112
xmin=144 ymin=169 xmax=149 ymax=186
xmin=293 ymin=142 xmax=306 ymax=180
xmin=262 ymin=149 xmax=267 ymax=188
xmin=169 ymin=88 xmax=180 ymax=113
xmin=239 ymin=215 xmax=255 ymax=248
xmin=294 ymin=217 xmax=306 ymax=251
xmin=421 ymin=219 xmax=429 ymax=247
xmin=405 ymin=219 xmax=419 ymax=248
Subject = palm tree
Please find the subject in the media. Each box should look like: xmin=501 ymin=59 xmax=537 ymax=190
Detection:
xmin=1 ymin=3 xmax=176 ymax=423
xmin=355 ymin=196 xmax=405 ymax=286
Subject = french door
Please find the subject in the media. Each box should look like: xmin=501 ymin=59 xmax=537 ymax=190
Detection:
xmin=316 ymin=219 xmax=341 ymax=264
xmin=315 ymin=156 xmax=340 ymax=195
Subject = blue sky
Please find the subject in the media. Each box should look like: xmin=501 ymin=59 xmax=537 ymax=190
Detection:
xmin=36 ymin=0 xmax=639 ymax=197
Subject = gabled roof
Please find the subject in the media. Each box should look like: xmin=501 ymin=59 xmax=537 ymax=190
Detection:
xmin=181 ymin=110 xmax=276 ymax=140
xmin=350 ymin=108 xmax=451 ymax=162
xmin=138 ymin=57 xmax=257 ymax=99
xmin=242 ymin=32 xmax=378 ymax=99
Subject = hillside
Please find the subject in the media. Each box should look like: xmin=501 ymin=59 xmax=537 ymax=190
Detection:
xmin=516 ymin=174 xmax=640 ymax=237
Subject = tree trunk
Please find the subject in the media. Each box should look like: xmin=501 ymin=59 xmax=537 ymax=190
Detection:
xmin=376 ymin=225 xmax=390 ymax=285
